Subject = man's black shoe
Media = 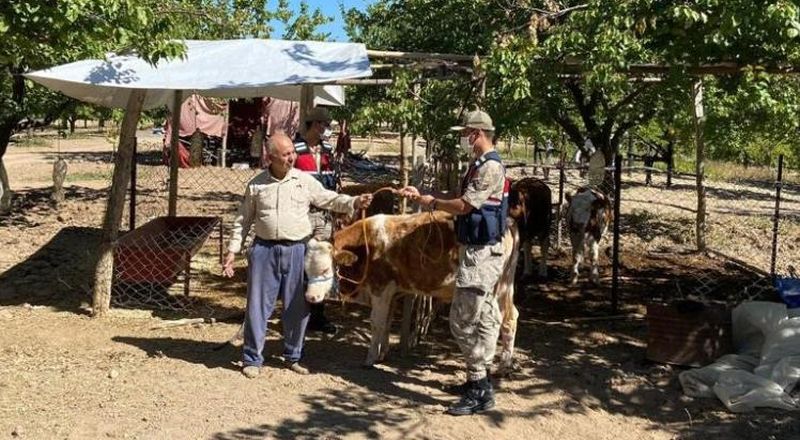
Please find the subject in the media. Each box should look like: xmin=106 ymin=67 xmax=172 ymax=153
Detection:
xmin=446 ymin=387 xmax=495 ymax=416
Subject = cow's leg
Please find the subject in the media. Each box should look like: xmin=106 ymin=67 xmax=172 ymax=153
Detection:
xmin=365 ymin=287 xmax=395 ymax=366
xmin=589 ymin=236 xmax=601 ymax=285
xmin=495 ymin=284 xmax=519 ymax=376
xmin=570 ymin=232 xmax=583 ymax=285
xmin=537 ymin=234 xmax=549 ymax=278
xmin=522 ymin=239 xmax=533 ymax=277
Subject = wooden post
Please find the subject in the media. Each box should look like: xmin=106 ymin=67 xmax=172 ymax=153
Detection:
xmin=400 ymin=129 xmax=408 ymax=213
xmin=299 ymin=85 xmax=315 ymax=137
xmin=611 ymin=154 xmax=622 ymax=314
xmin=168 ymin=90 xmax=183 ymax=217
xmin=400 ymin=295 xmax=415 ymax=357
xmin=666 ymin=141 xmax=674 ymax=188
xmin=190 ymin=129 xmax=203 ymax=167
xmin=691 ymin=80 xmax=707 ymax=251
xmin=92 ymin=89 xmax=147 ymax=317
xmin=129 ymin=136 xmax=137 ymax=230
xmin=770 ymin=155 xmax=785 ymax=279
xmin=220 ymin=101 xmax=229 ymax=168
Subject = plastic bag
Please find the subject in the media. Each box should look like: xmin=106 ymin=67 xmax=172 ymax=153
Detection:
xmin=731 ymin=301 xmax=788 ymax=358
xmin=713 ymin=370 xmax=798 ymax=413
xmin=760 ymin=317 xmax=800 ymax=366
xmin=679 ymin=354 xmax=759 ymax=398
xmin=755 ymin=356 xmax=800 ymax=392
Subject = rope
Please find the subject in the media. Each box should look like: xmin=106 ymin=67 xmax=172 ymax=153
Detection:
xmin=335 ymin=186 xmax=447 ymax=299
xmin=336 ymin=186 xmax=397 ymax=291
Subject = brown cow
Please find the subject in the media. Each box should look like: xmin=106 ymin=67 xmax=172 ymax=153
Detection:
xmin=304 ymin=211 xmax=521 ymax=371
xmin=508 ymin=177 xmax=552 ymax=278
xmin=564 ymin=187 xmax=613 ymax=284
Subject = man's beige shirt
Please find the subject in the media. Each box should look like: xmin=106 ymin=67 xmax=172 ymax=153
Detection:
xmin=227 ymin=168 xmax=355 ymax=253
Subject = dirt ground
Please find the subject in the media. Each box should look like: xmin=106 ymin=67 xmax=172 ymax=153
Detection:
xmin=1 ymin=131 xmax=799 ymax=439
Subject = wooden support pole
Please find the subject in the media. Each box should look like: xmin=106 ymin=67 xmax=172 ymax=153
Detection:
xmin=129 ymin=136 xmax=137 ymax=231
xmin=367 ymin=49 xmax=475 ymax=62
xmin=92 ymin=89 xmax=147 ymax=317
xmin=770 ymin=155 xmax=785 ymax=279
xmin=221 ymin=101 xmax=229 ymax=168
xmin=400 ymin=129 xmax=408 ymax=213
xmin=400 ymin=295 xmax=415 ymax=357
xmin=691 ymin=80 xmax=707 ymax=251
xmin=611 ymin=154 xmax=622 ymax=314
xmin=299 ymin=85 xmax=315 ymax=137
xmin=168 ymin=90 xmax=183 ymax=217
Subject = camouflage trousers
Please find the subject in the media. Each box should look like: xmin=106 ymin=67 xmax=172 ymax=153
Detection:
xmin=450 ymin=242 xmax=504 ymax=381
xmin=309 ymin=209 xmax=333 ymax=242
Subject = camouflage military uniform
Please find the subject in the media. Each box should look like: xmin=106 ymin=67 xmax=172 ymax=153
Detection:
xmin=451 ymin=155 xmax=506 ymax=382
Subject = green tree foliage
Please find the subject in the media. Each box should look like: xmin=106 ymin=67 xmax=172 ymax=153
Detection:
xmin=0 ymin=0 xmax=331 ymax=211
xmin=343 ymin=0 xmax=800 ymax=171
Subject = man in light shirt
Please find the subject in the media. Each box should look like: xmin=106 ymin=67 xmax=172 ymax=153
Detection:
xmin=222 ymin=133 xmax=372 ymax=378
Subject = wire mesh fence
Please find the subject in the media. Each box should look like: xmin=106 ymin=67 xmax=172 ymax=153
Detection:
xmin=53 ymin=134 xmax=794 ymax=317
xmin=506 ymin=155 xmax=799 ymax=312
xmin=611 ymin=157 xmax=798 ymax=308
xmin=112 ymin=140 xmax=257 ymax=315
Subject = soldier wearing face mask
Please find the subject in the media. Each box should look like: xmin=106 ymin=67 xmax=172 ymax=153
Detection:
xmin=293 ymin=106 xmax=338 ymax=334
xmin=398 ymin=110 xmax=509 ymax=416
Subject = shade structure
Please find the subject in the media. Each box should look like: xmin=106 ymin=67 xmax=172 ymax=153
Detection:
xmin=24 ymin=39 xmax=373 ymax=109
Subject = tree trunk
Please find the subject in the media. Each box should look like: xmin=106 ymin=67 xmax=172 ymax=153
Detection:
xmin=68 ymin=116 xmax=76 ymax=134
xmin=0 ymin=158 xmax=10 ymax=213
xmin=0 ymin=65 xmax=25 ymax=213
xmin=92 ymin=89 xmax=147 ymax=317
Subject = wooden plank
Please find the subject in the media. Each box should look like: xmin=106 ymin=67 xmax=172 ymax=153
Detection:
xmin=367 ymin=49 xmax=475 ymax=62
xmin=299 ymin=85 xmax=314 ymax=137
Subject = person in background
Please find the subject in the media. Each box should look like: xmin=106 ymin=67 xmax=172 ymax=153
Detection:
xmin=292 ymin=107 xmax=340 ymax=335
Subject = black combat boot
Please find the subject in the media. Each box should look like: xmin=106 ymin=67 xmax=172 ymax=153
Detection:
xmin=443 ymin=379 xmax=475 ymax=396
xmin=446 ymin=377 xmax=495 ymax=416
xmin=307 ymin=302 xmax=338 ymax=334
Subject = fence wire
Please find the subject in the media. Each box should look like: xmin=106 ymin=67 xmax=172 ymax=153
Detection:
xmin=63 ymin=139 xmax=797 ymax=316
xmin=111 ymin=141 xmax=256 ymax=315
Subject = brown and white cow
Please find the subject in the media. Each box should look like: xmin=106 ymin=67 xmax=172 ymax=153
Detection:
xmin=564 ymin=187 xmax=613 ymax=285
xmin=305 ymin=211 xmax=521 ymax=371
xmin=508 ymin=177 xmax=552 ymax=278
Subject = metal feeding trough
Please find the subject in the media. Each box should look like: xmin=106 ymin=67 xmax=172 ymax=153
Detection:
xmin=114 ymin=216 xmax=223 ymax=295
xmin=646 ymin=301 xmax=733 ymax=367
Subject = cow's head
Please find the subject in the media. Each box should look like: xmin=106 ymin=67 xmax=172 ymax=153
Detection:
xmin=304 ymin=239 xmax=336 ymax=304
xmin=566 ymin=189 xmax=594 ymax=230
xmin=507 ymin=185 xmax=527 ymax=224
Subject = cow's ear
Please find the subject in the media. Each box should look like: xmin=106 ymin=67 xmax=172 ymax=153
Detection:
xmin=333 ymin=249 xmax=358 ymax=266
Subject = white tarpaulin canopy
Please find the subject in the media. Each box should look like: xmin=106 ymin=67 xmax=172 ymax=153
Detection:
xmin=24 ymin=39 xmax=373 ymax=110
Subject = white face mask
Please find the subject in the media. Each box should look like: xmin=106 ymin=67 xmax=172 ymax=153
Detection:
xmin=460 ymin=136 xmax=472 ymax=154
xmin=322 ymin=128 xmax=333 ymax=140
